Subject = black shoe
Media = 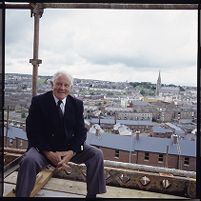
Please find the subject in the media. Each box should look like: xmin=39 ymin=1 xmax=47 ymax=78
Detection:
xmin=86 ymin=194 xmax=96 ymax=198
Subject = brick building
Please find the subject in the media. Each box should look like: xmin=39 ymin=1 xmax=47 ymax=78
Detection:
xmin=4 ymin=125 xmax=196 ymax=171
xmin=4 ymin=126 xmax=28 ymax=149
xmin=86 ymin=132 xmax=196 ymax=171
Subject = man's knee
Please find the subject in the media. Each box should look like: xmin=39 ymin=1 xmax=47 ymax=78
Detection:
xmin=93 ymin=148 xmax=104 ymax=161
xmin=20 ymin=155 xmax=37 ymax=168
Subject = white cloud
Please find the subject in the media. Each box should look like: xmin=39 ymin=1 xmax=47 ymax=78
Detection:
xmin=6 ymin=9 xmax=197 ymax=86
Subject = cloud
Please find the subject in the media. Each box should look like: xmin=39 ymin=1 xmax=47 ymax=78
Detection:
xmin=6 ymin=10 xmax=32 ymax=45
xmin=5 ymin=9 xmax=197 ymax=86
xmin=69 ymin=10 xmax=197 ymax=70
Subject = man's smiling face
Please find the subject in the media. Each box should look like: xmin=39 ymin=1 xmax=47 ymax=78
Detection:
xmin=52 ymin=74 xmax=72 ymax=100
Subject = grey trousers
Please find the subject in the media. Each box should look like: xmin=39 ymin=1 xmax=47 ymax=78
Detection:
xmin=15 ymin=144 xmax=106 ymax=197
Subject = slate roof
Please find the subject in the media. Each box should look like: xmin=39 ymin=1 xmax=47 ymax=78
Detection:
xmin=4 ymin=126 xmax=27 ymax=140
xmin=165 ymin=123 xmax=185 ymax=135
xmin=4 ymin=126 xmax=196 ymax=157
xmin=152 ymin=126 xmax=173 ymax=133
xmin=86 ymin=132 xmax=196 ymax=157
xmin=131 ymin=100 xmax=150 ymax=106
xmin=89 ymin=118 xmax=156 ymax=126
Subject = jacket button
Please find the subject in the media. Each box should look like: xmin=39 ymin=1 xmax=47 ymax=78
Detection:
xmin=51 ymin=134 xmax=54 ymax=137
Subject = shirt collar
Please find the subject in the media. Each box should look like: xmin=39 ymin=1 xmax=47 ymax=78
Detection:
xmin=53 ymin=94 xmax=67 ymax=106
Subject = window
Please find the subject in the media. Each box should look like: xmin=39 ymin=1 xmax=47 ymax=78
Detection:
xmin=115 ymin=150 xmax=119 ymax=158
xmin=158 ymin=154 xmax=164 ymax=162
xmin=184 ymin=157 xmax=190 ymax=166
xmin=144 ymin=152 xmax=149 ymax=161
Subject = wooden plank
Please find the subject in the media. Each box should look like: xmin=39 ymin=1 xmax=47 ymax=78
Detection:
xmin=4 ymin=153 xmax=22 ymax=157
xmin=5 ymin=169 xmax=54 ymax=197
xmin=35 ymin=172 xmax=43 ymax=184
xmin=30 ymin=169 xmax=54 ymax=197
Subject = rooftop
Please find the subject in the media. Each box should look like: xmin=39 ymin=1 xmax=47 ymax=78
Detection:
xmin=4 ymin=126 xmax=196 ymax=157
xmin=86 ymin=132 xmax=196 ymax=157
xmin=152 ymin=125 xmax=173 ymax=133
xmin=89 ymin=118 xmax=155 ymax=126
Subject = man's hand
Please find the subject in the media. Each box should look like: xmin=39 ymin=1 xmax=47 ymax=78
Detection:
xmin=43 ymin=151 xmax=62 ymax=166
xmin=43 ymin=150 xmax=75 ymax=169
xmin=57 ymin=150 xmax=74 ymax=170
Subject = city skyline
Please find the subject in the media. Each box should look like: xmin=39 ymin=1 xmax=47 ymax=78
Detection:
xmin=6 ymin=9 xmax=197 ymax=87
xmin=5 ymin=72 xmax=197 ymax=88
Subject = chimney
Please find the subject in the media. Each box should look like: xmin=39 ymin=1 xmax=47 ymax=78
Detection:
xmin=114 ymin=112 xmax=116 ymax=124
xmin=171 ymin=134 xmax=178 ymax=144
xmin=96 ymin=128 xmax=100 ymax=136
xmin=135 ymin=130 xmax=140 ymax=140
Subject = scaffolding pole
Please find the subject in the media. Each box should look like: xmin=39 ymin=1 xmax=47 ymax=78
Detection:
xmin=4 ymin=3 xmax=198 ymax=10
xmin=29 ymin=3 xmax=43 ymax=96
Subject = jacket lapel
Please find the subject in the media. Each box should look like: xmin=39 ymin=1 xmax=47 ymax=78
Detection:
xmin=42 ymin=92 xmax=76 ymax=129
xmin=42 ymin=91 xmax=60 ymax=128
xmin=64 ymin=96 xmax=75 ymax=127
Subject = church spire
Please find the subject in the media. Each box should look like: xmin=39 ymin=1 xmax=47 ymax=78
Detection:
xmin=155 ymin=71 xmax=161 ymax=96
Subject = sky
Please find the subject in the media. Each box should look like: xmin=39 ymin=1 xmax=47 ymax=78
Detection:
xmin=5 ymin=8 xmax=197 ymax=86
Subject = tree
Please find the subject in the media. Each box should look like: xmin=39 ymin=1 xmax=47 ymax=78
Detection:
xmin=140 ymin=89 xmax=146 ymax=96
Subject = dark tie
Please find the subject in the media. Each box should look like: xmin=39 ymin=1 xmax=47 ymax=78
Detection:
xmin=57 ymin=100 xmax=63 ymax=119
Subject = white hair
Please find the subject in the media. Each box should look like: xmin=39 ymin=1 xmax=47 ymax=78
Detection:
xmin=51 ymin=70 xmax=74 ymax=86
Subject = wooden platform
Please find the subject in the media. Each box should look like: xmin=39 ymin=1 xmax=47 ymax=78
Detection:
xmin=4 ymin=171 xmax=188 ymax=198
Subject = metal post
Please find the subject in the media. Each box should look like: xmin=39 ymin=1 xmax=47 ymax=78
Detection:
xmin=4 ymin=3 xmax=199 ymax=10
xmin=197 ymin=3 xmax=201 ymax=198
xmin=5 ymin=106 xmax=9 ymax=147
xmin=29 ymin=3 xmax=43 ymax=96
xmin=165 ymin=145 xmax=169 ymax=168
xmin=42 ymin=3 xmax=198 ymax=10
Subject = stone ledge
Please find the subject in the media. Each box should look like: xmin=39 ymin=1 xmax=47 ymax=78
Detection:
xmin=4 ymin=150 xmax=196 ymax=198
xmin=54 ymin=162 xmax=196 ymax=198
xmin=4 ymin=172 xmax=187 ymax=198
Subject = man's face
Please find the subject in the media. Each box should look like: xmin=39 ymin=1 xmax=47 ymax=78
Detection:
xmin=52 ymin=74 xmax=72 ymax=100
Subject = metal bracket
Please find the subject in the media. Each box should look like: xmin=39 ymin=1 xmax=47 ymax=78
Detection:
xmin=29 ymin=59 xmax=42 ymax=66
xmin=30 ymin=3 xmax=44 ymax=18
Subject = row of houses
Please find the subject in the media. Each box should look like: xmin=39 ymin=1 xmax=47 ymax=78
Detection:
xmin=4 ymin=125 xmax=196 ymax=171
xmin=87 ymin=118 xmax=196 ymax=139
xmin=88 ymin=118 xmax=156 ymax=133
xmin=86 ymin=132 xmax=196 ymax=171
xmin=84 ymin=100 xmax=197 ymax=123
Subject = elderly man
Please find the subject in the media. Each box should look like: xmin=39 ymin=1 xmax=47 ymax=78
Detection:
xmin=15 ymin=71 xmax=106 ymax=198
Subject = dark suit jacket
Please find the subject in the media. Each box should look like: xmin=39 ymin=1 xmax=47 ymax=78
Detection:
xmin=26 ymin=91 xmax=87 ymax=153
